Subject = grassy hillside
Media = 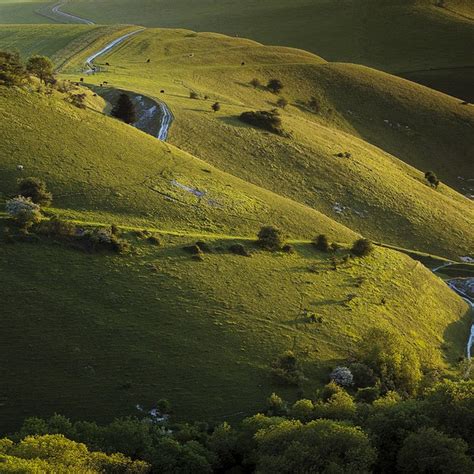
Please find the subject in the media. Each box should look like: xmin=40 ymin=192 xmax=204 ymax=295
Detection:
xmin=0 ymin=0 xmax=52 ymax=23
xmin=0 ymin=24 xmax=138 ymax=70
xmin=61 ymin=0 xmax=474 ymax=73
xmin=0 ymin=13 xmax=472 ymax=435
xmin=0 ymin=86 xmax=356 ymax=239
xmin=60 ymin=28 xmax=474 ymax=259
xmin=0 ymin=224 xmax=469 ymax=430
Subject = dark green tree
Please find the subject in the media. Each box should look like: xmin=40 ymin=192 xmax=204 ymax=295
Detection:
xmin=254 ymin=418 xmax=376 ymax=473
xmin=26 ymin=55 xmax=54 ymax=83
xmin=351 ymin=238 xmax=374 ymax=257
xmin=111 ymin=93 xmax=137 ymax=124
xmin=397 ymin=428 xmax=473 ymax=474
xmin=267 ymin=78 xmax=283 ymax=94
xmin=313 ymin=234 xmax=330 ymax=252
xmin=0 ymin=51 xmax=26 ymax=86
xmin=18 ymin=177 xmax=52 ymax=206
xmin=257 ymin=226 xmax=283 ymax=251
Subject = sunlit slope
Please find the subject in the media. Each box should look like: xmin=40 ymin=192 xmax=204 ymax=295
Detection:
xmin=0 ymin=231 xmax=468 ymax=430
xmin=0 ymin=24 xmax=139 ymax=70
xmin=64 ymin=29 xmax=474 ymax=259
xmin=0 ymin=87 xmax=356 ymax=240
xmin=61 ymin=0 xmax=474 ymax=72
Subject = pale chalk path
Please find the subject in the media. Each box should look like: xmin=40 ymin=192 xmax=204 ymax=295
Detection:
xmin=45 ymin=2 xmax=173 ymax=140
xmin=49 ymin=2 xmax=95 ymax=24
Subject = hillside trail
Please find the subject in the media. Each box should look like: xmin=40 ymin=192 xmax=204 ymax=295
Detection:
xmin=46 ymin=2 xmax=174 ymax=140
xmin=35 ymin=0 xmax=474 ymax=361
xmin=48 ymin=1 xmax=95 ymax=24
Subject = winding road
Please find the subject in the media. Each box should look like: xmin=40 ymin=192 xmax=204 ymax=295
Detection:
xmin=46 ymin=2 xmax=173 ymax=140
xmin=50 ymin=2 xmax=95 ymax=24
xmin=432 ymin=265 xmax=474 ymax=360
xmin=84 ymin=31 xmax=173 ymax=140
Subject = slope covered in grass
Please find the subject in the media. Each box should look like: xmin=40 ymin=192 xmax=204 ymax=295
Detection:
xmin=0 ymin=24 xmax=138 ymax=70
xmin=61 ymin=0 xmax=474 ymax=73
xmin=0 ymin=228 xmax=469 ymax=431
xmin=0 ymin=0 xmax=52 ymax=23
xmin=61 ymin=28 xmax=474 ymax=259
xmin=0 ymin=86 xmax=355 ymax=240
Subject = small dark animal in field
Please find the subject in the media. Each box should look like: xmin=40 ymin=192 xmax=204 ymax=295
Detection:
xmin=147 ymin=59 xmax=151 ymax=63
xmin=105 ymin=62 xmax=110 ymax=66
xmin=103 ymin=81 xmax=108 ymax=85
xmin=160 ymin=90 xmax=165 ymax=93
xmin=79 ymin=77 xmax=84 ymax=82
xmin=93 ymin=93 xmax=97 ymax=97
xmin=241 ymin=61 xmax=245 ymax=66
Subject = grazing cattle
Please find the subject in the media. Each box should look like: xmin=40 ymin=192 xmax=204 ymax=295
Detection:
xmin=105 ymin=62 xmax=110 ymax=66
xmin=103 ymin=81 xmax=108 ymax=85
xmin=80 ymin=77 xmax=84 ymax=82
xmin=160 ymin=90 xmax=165 ymax=93
xmin=241 ymin=61 xmax=245 ymax=66
xmin=147 ymin=59 xmax=151 ymax=63
xmin=17 ymin=165 xmax=24 ymax=171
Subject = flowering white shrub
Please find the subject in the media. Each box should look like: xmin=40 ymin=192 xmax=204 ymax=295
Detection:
xmin=330 ymin=366 xmax=354 ymax=387
xmin=5 ymin=196 xmax=42 ymax=228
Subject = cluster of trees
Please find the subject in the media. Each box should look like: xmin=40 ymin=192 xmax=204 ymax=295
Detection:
xmin=5 ymin=377 xmax=472 ymax=473
xmin=5 ymin=177 xmax=52 ymax=230
xmin=0 ymin=51 xmax=54 ymax=86
xmin=239 ymin=109 xmax=284 ymax=135
xmin=0 ymin=329 xmax=471 ymax=472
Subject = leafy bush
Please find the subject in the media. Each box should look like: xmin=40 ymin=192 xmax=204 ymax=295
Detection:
xmin=70 ymin=93 xmax=87 ymax=109
xmin=313 ymin=234 xmax=330 ymax=252
xmin=257 ymin=226 xmax=283 ymax=251
xmin=351 ymin=238 xmax=374 ymax=257
xmin=266 ymin=78 xmax=283 ymax=94
xmin=425 ymin=170 xmax=440 ymax=188
xmin=0 ymin=51 xmax=26 ymax=86
xmin=35 ymin=217 xmax=77 ymax=238
xmin=349 ymin=362 xmax=378 ymax=388
xmin=229 ymin=243 xmax=250 ymax=256
xmin=276 ymin=97 xmax=288 ymax=108
xmin=330 ymin=366 xmax=354 ymax=387
xmin=239 ymin=109 xmax=284 ymax=135
xmin=5 ymin=196 xmax=42 ymax=230
xmin=80 ymin=228 xmax=128 ymax=253
xmin=271 ymin=350 xmax=304 ymax=386
xmin=254 ymin=419 xmax=376 ymax=473
xmin=249 ymin=78 xmax=261 ymax=88
xmin=356 ymin=328 xmax=422 ymax=395
xmin=355 ymin=386 xmax=381 ymax=404
xmin=18 ymin=177 xmax=52 ymax=206
xmin=397 ymin=428 xmax=473 ymax=474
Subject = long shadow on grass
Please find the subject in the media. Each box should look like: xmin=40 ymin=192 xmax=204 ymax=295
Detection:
xmin=442 ymin=305 xmax=473 ymax=364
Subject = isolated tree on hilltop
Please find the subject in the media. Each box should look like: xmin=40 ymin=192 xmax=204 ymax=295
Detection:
xmin=425 ymin=171 xmax=440 ymax=189
xmin=26 ymin=55 xmax=54 ymax=83
xmin=111 ymin=93 xmax=137 ymax=124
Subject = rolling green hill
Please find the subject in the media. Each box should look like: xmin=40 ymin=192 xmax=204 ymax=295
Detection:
xmin=0 ymin=82 xmax=469 ymax=431
xmin=58 ymin=28 xmax=473 ymax=259
xmin=58 ymin=0 xmax=474 ymax=73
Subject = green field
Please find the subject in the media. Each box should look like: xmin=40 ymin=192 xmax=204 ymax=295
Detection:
xmin=55 ymin=27 xmax=474 ymax=259
xmin=0 ymin=2 xmax=473 ymax=436
xmin=57 ymin=0 xmax=474 ymax=72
